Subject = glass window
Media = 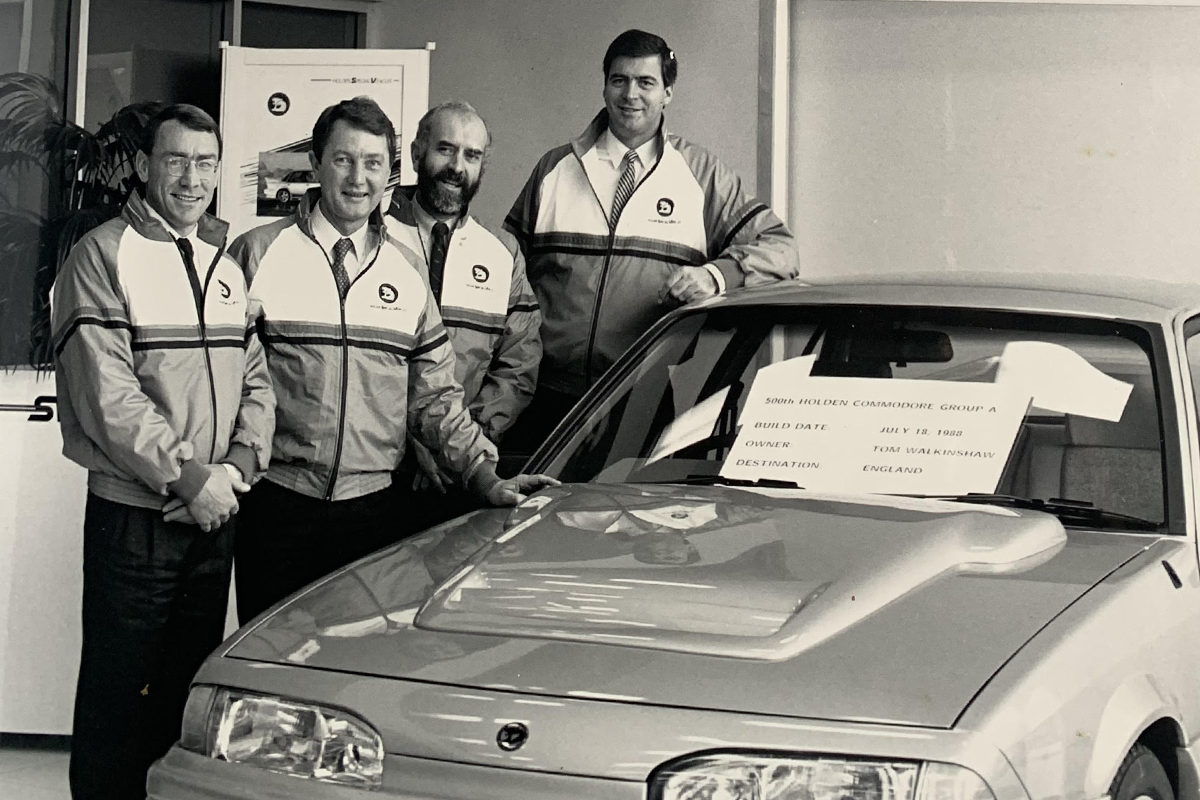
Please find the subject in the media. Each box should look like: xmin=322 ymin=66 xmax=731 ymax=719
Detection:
xmin=544 ymin=305 xmax=1167 ymax=530
xmin=0 ymin=0 xmax=70 ymax=366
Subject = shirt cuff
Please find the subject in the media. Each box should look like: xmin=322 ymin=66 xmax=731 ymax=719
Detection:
xmin=702 ymin=263 xmax=727 ymax=295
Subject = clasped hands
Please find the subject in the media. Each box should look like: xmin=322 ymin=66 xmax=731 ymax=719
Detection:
xmin=162 ymin=463 xmax=248 ymax=532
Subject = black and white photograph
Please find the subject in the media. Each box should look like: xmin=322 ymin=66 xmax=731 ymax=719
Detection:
xmin=2 ymin=1 xmax=1200 ymax=799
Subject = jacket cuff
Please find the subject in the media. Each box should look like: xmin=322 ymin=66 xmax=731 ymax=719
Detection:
xmin=169 ymin=459 xmax=210 ymax=503
xmin=221 ymin=443 xmax=258 ymax=484
xmin=465 ymin=457 xmax=502 ymax=499
xmin=710 ymin=257 xmax=745 ymax=291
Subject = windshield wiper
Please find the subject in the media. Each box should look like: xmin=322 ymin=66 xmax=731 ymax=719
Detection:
xmin=668 ymin=475 xmax=802 ymax=489
xmin=920 ymin=493 xmax=1160 ymax=531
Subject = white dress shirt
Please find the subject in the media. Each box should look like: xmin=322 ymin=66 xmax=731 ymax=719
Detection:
xmin=144 ymin=201 xmax=216 ymax=278
xmin=309 ymin=201 xmax=376 ymax=282
xmin=581 ymin=127 xmax=660 ymax=221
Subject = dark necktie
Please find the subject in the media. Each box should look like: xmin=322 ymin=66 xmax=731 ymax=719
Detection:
xmin=429 ymin=221 xmax=451 ymax=303
xmin=331 ymin=237 xmax=353 ymax=299
xmin=610 ymin=149 xmax=641 ymax=229
xmin=175 ymin=237 xmax=195 ymax=271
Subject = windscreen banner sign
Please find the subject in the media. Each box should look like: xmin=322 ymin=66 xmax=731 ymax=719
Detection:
xmin=218 ymin=45 xmax=430 ymax=239
xmin=720 ymin=362 xmax=1032 ymax=495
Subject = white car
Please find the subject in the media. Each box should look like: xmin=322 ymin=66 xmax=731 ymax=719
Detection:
xmin=261 ymin=169 xmax=317 ymax=205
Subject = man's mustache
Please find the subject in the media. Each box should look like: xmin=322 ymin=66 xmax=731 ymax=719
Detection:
xmin=434 ymin=168 xmax=467 ymax=187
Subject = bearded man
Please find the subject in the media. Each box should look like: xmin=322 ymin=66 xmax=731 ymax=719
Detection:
xmin=386 ymin=101 xmax=542 ymax=530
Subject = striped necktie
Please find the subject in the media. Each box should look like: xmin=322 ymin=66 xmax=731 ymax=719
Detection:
xmin=610 ymin=149 xmax=641 ymax=229
xmin=331 ymin=237 xmax=353 ymax=299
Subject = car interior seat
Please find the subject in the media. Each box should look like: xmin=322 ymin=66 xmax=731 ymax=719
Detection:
xmin=1058 ymin=372 xmax=1163 ymax=521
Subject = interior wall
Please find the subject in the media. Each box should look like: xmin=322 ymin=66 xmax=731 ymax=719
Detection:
xmin=376 ymin=0 xmax=763 ymax=230
xmin=789 ymin=0 xmax=1200 ymax=282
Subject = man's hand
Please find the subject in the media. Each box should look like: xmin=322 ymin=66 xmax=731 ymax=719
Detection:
xmin=412 ymin=441 xmax=452 ymax=494
xmin=222 ymin=462 xmax=252 ymax=493
xmin=163 ymin=465 xmax=239 ymax=531
xmin=661 ymin=265 xmax=720 ymax=305
xmin=483 ymin=473 xmax=561 ymax=507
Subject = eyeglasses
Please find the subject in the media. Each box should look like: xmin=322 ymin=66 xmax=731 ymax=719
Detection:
xmin=162 ymin=156 xmax=219 ymax=177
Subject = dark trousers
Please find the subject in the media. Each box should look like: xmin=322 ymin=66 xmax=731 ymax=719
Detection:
xmin=70 ymin=493 xmax=234 ymax=800
xmin=501 ymin=385 xmax=583 ymax=467
xmin=234 ymin=479 xmax=404 ymax=625
xmin=390 ymin=476 xmax=484 ymax=537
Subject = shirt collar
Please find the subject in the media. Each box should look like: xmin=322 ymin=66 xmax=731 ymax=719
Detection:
xmin=598 ymin=126 xmax=660 ymax=170
xmin=310 ymin=199 xmax=370 ymax=260
xmin=411 ymin=191 xmax=466 ymax=258
xmin=143 ymin=201 xmax=196 ymax=242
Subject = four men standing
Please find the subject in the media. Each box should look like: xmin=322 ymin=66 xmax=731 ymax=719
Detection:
xmin=51 ymin=28 xmax=796 ymax=800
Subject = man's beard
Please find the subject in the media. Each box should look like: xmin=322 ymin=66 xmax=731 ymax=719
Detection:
xmin=417 ymin=161 xmax=481 ymax=217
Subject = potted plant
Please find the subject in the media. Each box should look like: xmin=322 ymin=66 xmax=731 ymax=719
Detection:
xmin=0 ymin=71 xmax=161 ymax=366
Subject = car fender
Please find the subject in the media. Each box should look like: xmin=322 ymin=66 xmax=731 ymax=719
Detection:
xmin=961 ymin=539 xmax=1200 ymax=800
xmin=1084 ymin=674 xmax=1181 ymax=798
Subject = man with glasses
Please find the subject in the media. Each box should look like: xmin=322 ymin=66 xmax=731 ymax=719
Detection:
xmin=51 ymin=104 xmax=275 ymax=800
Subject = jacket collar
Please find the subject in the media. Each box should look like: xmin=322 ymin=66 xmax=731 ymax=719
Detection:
xmin=295 ymin=187 xmax=389 ymax=242
xmin=121 ymin=190 xmax=229 ymax=250
xmin=571 ymin=109 xmax=668 ymax=161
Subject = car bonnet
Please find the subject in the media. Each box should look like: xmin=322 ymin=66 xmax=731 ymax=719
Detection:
xmin=226 ymin=484 xmax=1151 ymax=728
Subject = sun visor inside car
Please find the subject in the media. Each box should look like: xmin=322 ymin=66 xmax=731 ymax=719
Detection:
xmin=995 ymin=341 xmax=1134 ymax=422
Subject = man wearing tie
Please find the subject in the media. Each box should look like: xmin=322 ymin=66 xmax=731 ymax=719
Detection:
xmin=503 ymin=29 xmax=800 ymax=454
xmin=387 ymin=101 xmax=541 ymax=529
xmin=228 ymin=96 xmax=555 ymax=624
xmin=51 ymin=104 xmax=274 ymax=799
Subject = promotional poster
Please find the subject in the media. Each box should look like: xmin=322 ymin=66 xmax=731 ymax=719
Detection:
xmin=218 ymin=44 xmax=431 ymax=239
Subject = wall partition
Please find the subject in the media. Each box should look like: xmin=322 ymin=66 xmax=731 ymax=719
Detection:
xmin=784 ymin=0 xmax=1200 ymax=281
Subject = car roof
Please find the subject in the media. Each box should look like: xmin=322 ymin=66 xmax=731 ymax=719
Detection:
xmin=718 ymin=272 xmax=1200 ymax=326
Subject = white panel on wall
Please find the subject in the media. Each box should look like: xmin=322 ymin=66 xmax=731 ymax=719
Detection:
xmin=789 ymin=0 xmax=1200 ymax=281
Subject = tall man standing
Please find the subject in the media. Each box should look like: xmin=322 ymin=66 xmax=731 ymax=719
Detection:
xmin=52 ymin=104 xmax=275 ymax=799
xmin=387 ymin=101 xmax=541 ymax=527
xmin=504 ymin=29 xmax=801 ymax=451
xmin=230 ymin=96 xmax=555 ymax=624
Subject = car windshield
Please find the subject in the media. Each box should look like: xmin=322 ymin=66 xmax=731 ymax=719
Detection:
xmin=540 ymin=305 xmax=1169 ymax=530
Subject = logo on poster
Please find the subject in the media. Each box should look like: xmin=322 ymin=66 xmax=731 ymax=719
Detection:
xmin=267 ymin=93 xmax=290 ymax=116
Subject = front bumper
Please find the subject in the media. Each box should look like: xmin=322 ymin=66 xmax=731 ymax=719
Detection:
xmin=148 ymin=746 xmax=641 ymax=800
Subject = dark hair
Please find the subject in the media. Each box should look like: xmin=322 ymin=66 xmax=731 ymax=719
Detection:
xmin=413 ymin=101 xmax=492 ymax=162
xmin=141 ymin=104 xmax=222 ymax=159
xmin=311 ymin=95 xmax=397 ymax=164
xmin=603 ymin=29 xmax=677 ymax=88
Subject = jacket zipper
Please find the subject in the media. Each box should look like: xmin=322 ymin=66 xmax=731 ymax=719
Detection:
xmin=580 ymin=146 xmax=663 ymax=387
xmin=316 ymin=233 xmax=385 ymax=501
xmin=181 ymin=241 xmax=224 ymax=463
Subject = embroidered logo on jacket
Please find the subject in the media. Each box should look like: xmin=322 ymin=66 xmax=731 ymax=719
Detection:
xmin=218 ymin=279 xmax=232 ymax=299
xmin=657 ymin=198 xmax=675 ymax=217
xmin=379 ymin=283 xmax=399 ymax=304
xmin=471 ymin=265 xmax=490 ymax=283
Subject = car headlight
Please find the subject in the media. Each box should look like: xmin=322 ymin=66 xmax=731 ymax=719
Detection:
xmin=179 ymin=685 xmax=383 ymax=789
xmin=650 ymin=753 xmax=996 ymax=800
